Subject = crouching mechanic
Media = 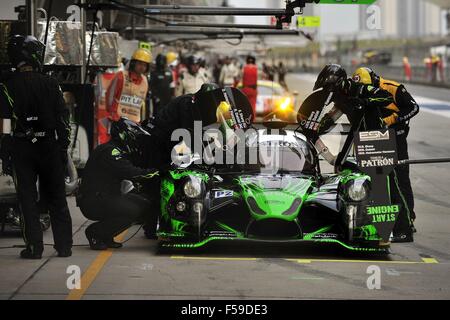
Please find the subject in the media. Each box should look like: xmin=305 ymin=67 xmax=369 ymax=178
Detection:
xmin=77 ymin=118 xmax=159 ymax=250
xmin=352 ymin=67 xmax=419 ymax=242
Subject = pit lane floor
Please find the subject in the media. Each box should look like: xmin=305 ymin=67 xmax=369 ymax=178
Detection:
xmin=0 ymin=75 xmax=449 ymax=300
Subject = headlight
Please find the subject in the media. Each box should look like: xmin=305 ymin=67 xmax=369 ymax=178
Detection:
xmin=347 ymin=179 xmax=368 ymax=202
xmin=176 ymin=201 xmax=186 ymax=212
xmin=183 ymin=177 xmax=202 ymax=198
xmin=192 ymin=202 xmax=203 ymax=214
xmin=277 ymin=97 xmax=292 ymax=111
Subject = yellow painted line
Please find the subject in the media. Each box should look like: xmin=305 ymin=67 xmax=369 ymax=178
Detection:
xmin=171 ymin=256 xmax=258 ymax=261
xmin=296 ymin=259 xmax=312 ymax=264
xmin=286 ymin=258 xmax=439 ymax=265
xmin=421 ymin=258 xmax=439 ymax=264
xmin=66 ymin=230 xmax=128 ymax=301
xmin=171 ymin=256 xmax=439 ymax=264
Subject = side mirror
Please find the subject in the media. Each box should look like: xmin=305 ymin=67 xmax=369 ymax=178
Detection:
xmin=120 ymin=180 xmax=135 ymax=195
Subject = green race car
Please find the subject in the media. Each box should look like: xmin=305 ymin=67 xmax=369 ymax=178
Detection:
xmin=157 ymin=127 xmax=389 ymax=253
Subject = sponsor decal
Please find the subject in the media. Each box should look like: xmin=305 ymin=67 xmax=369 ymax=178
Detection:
xmin=214 ymin=190 xmax=233 ymax=198
xmin=301 ymin=110 xmax=321 ymax=131
xmin=360 ymin=157 xmax=394 ymax=168
xmin=359 ymin=130 xmax=390 ymax=142
xmin=264 ymin=200 xmax=285 ymax=205
xmin=366 ymin=205 xmax=399 ymax=224
xmin=119 ymin=94 xmax=143 ymax=108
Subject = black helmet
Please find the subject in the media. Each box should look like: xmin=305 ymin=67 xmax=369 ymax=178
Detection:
xmin=199 ymin=57 xmax=206 ymax=68
xmin=186 ymin=55 xmax=201 ymax=67
xmin=7 ymin=35 xmax=45 ymax=69
xmin=191 ymin=83 xmax=221 ymax=125
xmin=110 ymin=118 xmax=150 ymax=154
xmin=192 ymin=83 xmax=220 ymax=102
xmin=194 ymin=83 xmax=220 ymax=100
xmin=313 ymin=64 xmax=347 ymax=91
xmin=155 ymin=54 xmax=167 ymax=69
xmin=366 ymin=67 xmax=380 ymax=87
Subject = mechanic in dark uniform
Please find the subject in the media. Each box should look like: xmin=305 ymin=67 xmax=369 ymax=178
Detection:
xmin=77 ymin=118 xmax=159 ymax=250
xmin=314 ymin=64 xmax=395 ymax=132
xmin=314 ymin=64 xmax=414 ymax=243
xmin=352 ymin=67 xmax=420 ymax=242
xmin=312 ymin=64 xmax=394 ymax=175
xmin=149 ymin=54 xmax=175 ymax=115
xmin=138 ymin=84 xmax=222 ymax=236
xmin=0 ymin=35 xmax=72 ymax=259
xmin=142 ymin=83 xmax=221 ymax=168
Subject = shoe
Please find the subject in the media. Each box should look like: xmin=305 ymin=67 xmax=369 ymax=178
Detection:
xmin=143 ymin=223 xmax=158 ymax=240
xmin=85 ymin=228 xmax=108 ymax=251
xmin=20 ymin=245 xmax=43 ymax=259
xmin=411 ymin=224 xmax=417 ymax=233
xmin=391 ymin=232 xmax=414 ymax=243
xmin=104 ymin=239 xmax=123 ymax=249
xmin=57 ymin=248 xmax=72 ymax=257
xmin=378 ymin=240 xmax=391 ymax=247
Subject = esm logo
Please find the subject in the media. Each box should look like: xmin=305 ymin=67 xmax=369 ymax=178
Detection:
xmin=359 ymin=131 xmax=390 ymax=142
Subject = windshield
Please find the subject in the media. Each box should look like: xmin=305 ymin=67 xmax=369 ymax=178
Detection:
xmin=242 ymin=130 xmax=317 ymax=174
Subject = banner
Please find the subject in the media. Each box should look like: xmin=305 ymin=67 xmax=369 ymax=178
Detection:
xmin=297 ymin=16 xmax=321 ymax=28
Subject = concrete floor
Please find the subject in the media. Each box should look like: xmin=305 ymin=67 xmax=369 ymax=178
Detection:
xmin=0 ymin=74 xmax=449 ymax=300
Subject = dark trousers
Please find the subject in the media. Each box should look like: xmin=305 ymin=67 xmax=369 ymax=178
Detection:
xmin=12 ymin=138 xmax=72 ymax=252
xmin=80 ymin=193 xmax=156 ymax=240
xmin=390 ymin=127 xmax=416 ymax=234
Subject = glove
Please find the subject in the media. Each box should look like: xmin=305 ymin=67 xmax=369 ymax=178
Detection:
xmin=382 ymin=113 xmax=399 ymax=127
xmin=341 ymin=79 xmax=364 ymax=97
xmin=318 ymin=114 xmax=334 ymax=135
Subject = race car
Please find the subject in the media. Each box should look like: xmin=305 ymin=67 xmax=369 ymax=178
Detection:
xmin=155 ymin=89 xmax=394 ymax=253
xmin=239 ymin=80 xmax=298 ymax=122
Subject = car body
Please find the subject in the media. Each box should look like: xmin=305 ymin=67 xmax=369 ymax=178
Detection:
xmin=156 ymin=125 xmax=390 ymax=253
xmin=363 ymin=50 xmax=392 ymax=65
xmin=238 ymin=80 xmax=297 ymax=122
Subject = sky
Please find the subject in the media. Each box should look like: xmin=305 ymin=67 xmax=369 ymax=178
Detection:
xmin=227 ymin=0 xmax=360 ymax=36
